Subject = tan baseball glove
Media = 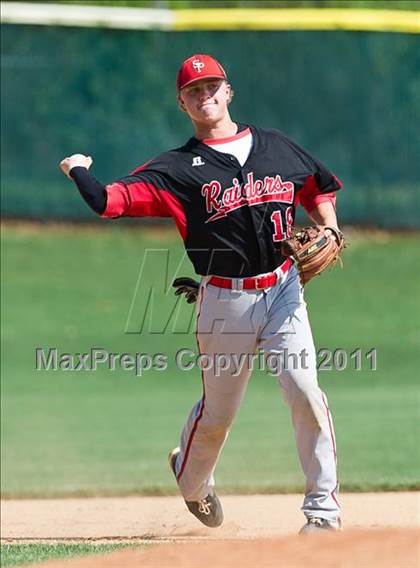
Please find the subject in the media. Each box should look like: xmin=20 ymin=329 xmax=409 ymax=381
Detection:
xmin=281 ymin=226 xmax=346 ymax=286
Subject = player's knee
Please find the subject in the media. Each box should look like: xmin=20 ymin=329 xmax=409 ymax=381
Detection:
xmin=293 ymin=386 xmax=328 ymax=427
xmin=280 ymin=376 xmax=325 ymax=418
xmin=279 ymin=369 xmax=317 ymax=401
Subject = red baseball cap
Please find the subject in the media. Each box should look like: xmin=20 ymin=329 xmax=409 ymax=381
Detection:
xmin=176 ymin=54 xmax=227 ymax=91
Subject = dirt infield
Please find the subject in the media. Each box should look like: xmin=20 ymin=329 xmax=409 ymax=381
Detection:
xmin=34 ymin=529 xmax=420 ymax=568
xmin=2 ymin=493 xmax=419 ymax=567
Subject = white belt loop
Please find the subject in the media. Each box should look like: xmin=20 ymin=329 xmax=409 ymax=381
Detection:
xmin=232 ymin=278 xmax=243 ymax=291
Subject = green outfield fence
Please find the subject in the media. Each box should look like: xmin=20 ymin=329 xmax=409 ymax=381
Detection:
xmin=1 ymin=7 xmax=419 ymax=227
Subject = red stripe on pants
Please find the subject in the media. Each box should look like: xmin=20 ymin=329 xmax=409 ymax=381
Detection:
xmin=322 ymin=392 xmax=340 ymax=508
xmin=177 ymin=284 xmax=206 ymax=482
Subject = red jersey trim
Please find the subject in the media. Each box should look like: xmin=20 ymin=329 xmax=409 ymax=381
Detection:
xmin=202 ymin=127 xmax=251 ymax=146
xmin=129 ymin=160 xmax=152 ymax=176
xmin=332 ymin=174 xmax=344 ymax=189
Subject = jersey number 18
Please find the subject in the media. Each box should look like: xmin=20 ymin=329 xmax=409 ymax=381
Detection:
xmin=270 ymin=207 xmax=293 ymax=242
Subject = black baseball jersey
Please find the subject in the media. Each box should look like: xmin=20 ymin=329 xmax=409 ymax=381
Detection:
xmin=103 ymin=124 xmax=342 ymax=277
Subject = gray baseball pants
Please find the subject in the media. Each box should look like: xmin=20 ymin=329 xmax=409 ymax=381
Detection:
xmin=172 ymin=266 xmax=340 ymax=521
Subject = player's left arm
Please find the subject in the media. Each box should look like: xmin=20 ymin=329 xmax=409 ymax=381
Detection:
xmin=307 ymin=200 xmax=339 ymax=231
xmin=281 ymin=132 xmax=343 ymax=239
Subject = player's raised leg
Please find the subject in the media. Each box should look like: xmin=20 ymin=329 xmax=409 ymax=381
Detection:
xmin=170 ymin=281 xmax=264 ymax=526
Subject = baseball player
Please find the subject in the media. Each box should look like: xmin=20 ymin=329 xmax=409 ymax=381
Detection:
xmin=60 ymin=54 xmax=343 ymax=534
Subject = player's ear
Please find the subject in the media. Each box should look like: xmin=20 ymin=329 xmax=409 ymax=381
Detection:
xmin=227 ymin=84 xmax=234 ymax=104
xmin=177 ymin=93 xmax=187 ymax=113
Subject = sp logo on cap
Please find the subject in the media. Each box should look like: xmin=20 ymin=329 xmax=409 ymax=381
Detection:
xmin=192 ymin=59 xmax=205 ymax=73
xmin=177 ymin=54 xmax=227 ymax=91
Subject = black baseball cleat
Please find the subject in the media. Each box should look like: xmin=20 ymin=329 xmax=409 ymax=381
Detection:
xmin=299 ymin=517 xmax=342 ymax=535
xmin=168 ymin=447 xmax=224 ymax=528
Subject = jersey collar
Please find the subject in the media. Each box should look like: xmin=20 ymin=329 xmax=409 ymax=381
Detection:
xmin=189 ymin=122 xmax=250 ymax=147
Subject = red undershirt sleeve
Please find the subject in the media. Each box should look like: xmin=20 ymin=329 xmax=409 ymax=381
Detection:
xmin=102 ymin=180 xmax=171 ymax=218
xmin=298 ymin=175 xmax=340 ymax=214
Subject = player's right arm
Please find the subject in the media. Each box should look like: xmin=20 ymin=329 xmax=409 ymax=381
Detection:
xmin=59 ymin=153 xmax=187 ymax=239
xmin=59 ymin=152 xmax=171 ymax=218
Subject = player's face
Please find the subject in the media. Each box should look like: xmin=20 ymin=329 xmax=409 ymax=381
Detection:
xmin=179 ymin=79 xmax=231 ymax=123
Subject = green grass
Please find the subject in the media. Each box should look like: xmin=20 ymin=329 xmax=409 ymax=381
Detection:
xmin=1 ymin=223 xmax=419 ymax=496
xmin=0 ymin=542 xmax=144 ymax=567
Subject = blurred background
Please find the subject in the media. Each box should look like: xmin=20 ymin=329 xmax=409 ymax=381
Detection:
xmin=1 ymin=1 xmax=419 ymax=499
